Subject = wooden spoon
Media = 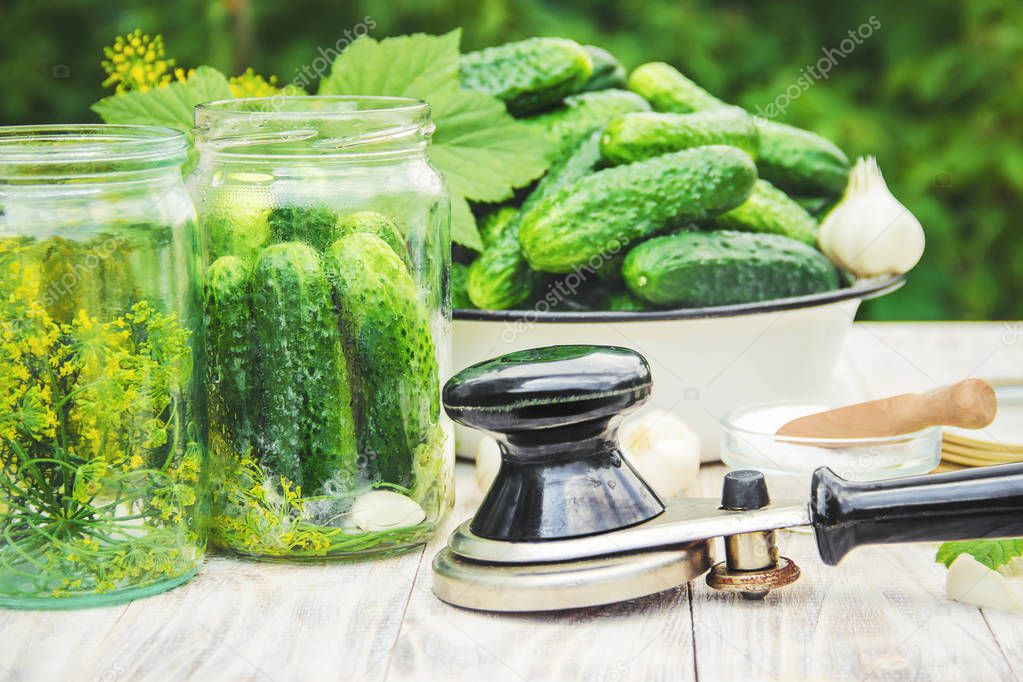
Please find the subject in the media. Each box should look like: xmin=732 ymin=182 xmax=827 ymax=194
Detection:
xmin=776 ymin=379 xmax=997 ymax=440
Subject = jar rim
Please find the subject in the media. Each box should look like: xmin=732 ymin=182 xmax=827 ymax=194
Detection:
xmin=195 ymin=95 xmax=430 ymax=118
xmin=0 ymin=125 xmax=188 ymax=181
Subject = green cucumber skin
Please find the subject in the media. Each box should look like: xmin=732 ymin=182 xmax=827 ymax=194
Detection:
xmin=251 ymin=242 xmax=358 ymax=491
xmin=326 ymin=233 xmax=439 ymax=487
xmin=623 ymin=231 xmax=839 ymax=307
xmin=451 ymin=261 xmax=475 ymax=310
xmin=521 ymin=89 xmax=650 ymax=157
xmin=268 ymin=206 xmax=339 ymax=252
xmin=627 ymin=62 xmax=726 ymax=113
xmin=709 ymin=179 xmax=819 ymax=245
xmin=519 ymin=145 xmax=758 ymax=274
xmin=477 ymin=206 xmax=519 ymax=250
xmin=600 ymin=107 xmax=759 ymax=165
xmin=460 ymin=37 xmax=593 ymax=115
xmin=757 ymin=121 xmax=850 ymax=196
xmin=203 ymin=255 xmax=258 ymax=456
xmin=335 ymin=211 xmax=410 ymax=266
xmin=581 ymin=45 xmax=628 ymax=92
xmin=628 ymin=62 xmax=849 ymax=196
xmin=467 ymin=131 xmax=604 ymax=309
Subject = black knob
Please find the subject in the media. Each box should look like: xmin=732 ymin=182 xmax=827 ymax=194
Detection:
xmin=443 ymin=345 xmax=664 ymax=542
xmin=721 ymin=470 xmax=771 ymax=511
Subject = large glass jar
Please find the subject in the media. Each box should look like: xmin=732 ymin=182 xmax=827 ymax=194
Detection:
xmin=192 ymin=96 xmax=454 ymax=560
xmin=0 ymin=125 xmax=207 ymax=608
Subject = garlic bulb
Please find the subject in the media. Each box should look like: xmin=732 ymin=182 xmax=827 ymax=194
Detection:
xmin=946 ymin=554 xmax=1023 ymax=614
xmin=475 ymin=436 xmax=501 ymax=493
xmin=347 ymin=490 xmax=426 ymax=532
xmin=619 ymin=409 xmax=701 ymax=500
xmin=817 ymin=156 xmax=924 ymax=277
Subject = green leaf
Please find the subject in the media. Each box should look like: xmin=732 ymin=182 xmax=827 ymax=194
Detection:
xmin=450 ymin=194 xmax=483 ymax=252
xmin=91 ymin=66 xmax=233 ymax=138
xmin=936 ymin=539 xmax=1023 ymax=570
xmin=318 ymin=32 xmax=553 ymax=249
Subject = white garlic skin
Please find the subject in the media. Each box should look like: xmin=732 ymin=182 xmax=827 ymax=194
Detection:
xmin=946 ymin=554 xmax=1023 ymax=614
xmin=348 ymin=490 xmax=426 ymax=532
xmin=619 ymin=409 xmax=701 ymax=500
xmin=818 ymin=156 xmax=925 ymax=277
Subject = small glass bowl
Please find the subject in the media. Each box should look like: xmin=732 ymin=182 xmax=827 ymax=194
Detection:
xmin=720 ymin=401 xmax=942 ymax=500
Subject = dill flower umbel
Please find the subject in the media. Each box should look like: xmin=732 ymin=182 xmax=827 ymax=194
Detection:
xmin=101 ymin=30 xmax=175 ymax=93
xmin=229 ymin=68 xmax=282 ymax=98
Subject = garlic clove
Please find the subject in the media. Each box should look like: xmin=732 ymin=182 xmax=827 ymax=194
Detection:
xmin=348 ymin=490 xmax=426 ymax=532
xmin=946 ymin=554 xmax=1023 ymax=614
xmin=476 ymin=436 xmax=501 ymax=493
xmin=619 ymin=409 xmax=702 ymax=500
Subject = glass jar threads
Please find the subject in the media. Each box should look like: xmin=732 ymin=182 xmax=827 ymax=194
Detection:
xmin=192 ymin=96 xmax=454 ymax=560
xmin=0 ymin=125 xmax=207 ymax=608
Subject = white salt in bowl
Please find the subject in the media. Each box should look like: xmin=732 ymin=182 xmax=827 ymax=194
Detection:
xmin=720 ymin=400 xmax=941 ymax=500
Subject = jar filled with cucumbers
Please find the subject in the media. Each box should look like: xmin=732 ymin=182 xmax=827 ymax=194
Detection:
xmin=0 ymin=125 xmax=206 ymax=608
xmin=192 ymin=96 xmax=454 ymax=560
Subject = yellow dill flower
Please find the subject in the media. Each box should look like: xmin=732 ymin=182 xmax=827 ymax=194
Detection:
xmin=230 ymin=68 xmax=282 ymax=98
xmin=101 ymin=30 xmax=175 ymax=94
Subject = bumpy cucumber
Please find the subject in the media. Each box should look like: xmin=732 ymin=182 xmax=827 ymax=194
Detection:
xmin=204 ymin=192 xmax=271 ymax=262
xmin=519 ymin=145 xmax=757 ymax=273
xmin=623 ymin=231 xmax=839 ymax=307
xmin=460 ymin=37 xmax=593 ymax=115
xmin=477 ymin=206 xmax=519 ymax=250
xmin=581 ymin=45 xmax=627 ymax=92
xmin=268 ymin=206 xmax=339 ymax=252
xmin=326 ymin=233 xmax=439 ymax=486
xmin=335 ymin=211 xmax=409 ymax=266
xmin=600 ymin=107 xmax=758 ymax=165
xmin=521 ymin=89 xmax=650 ymax=157
xmin=757 ymin=121 xmax=850 ymax=196
xmin=251 ymin=242 xmax=358 ymax=491
xmin=467 ymin=131 xmax=604 ymax=309
xmin=451 ymin=261 xmax=475 ymax=310
xmin=709 ymin=179 xmax=818 ymax=245
xmin=203 ymin=255 xmax=257 ymax=456
xmin=628 ymin=62 xmax=850 ymax=195
xmin=627 ymin=62 xmax=726 ymax=113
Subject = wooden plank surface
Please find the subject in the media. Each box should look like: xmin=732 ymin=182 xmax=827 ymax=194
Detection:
xmin=1 ymin=323 xmax=1021 ymax=682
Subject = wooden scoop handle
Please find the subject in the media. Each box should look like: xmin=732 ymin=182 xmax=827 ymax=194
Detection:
xmin=776 ymin=379 xmax=997 ymax=439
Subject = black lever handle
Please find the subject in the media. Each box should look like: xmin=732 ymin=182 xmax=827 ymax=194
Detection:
xmin=810 ymin=462 xmax=1023 ymax=565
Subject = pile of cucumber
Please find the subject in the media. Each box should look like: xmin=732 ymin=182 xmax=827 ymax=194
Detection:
xmin=455 ymin=38 xmax=851 ymax=312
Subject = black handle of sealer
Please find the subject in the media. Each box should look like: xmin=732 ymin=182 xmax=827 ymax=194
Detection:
xmin=810 ymin=462 xmax=1023 ymax=565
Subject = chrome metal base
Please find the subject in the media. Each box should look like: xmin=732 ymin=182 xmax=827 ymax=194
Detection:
xmin=432 ymin=540 xmax=714 ymax=612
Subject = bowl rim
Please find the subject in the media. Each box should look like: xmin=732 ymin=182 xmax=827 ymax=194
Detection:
xmin=454 ymin=274 xmax=905 ymax=324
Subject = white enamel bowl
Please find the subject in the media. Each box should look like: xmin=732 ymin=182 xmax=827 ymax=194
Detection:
xmin=451 ymin=276 xmax=904 ymax=462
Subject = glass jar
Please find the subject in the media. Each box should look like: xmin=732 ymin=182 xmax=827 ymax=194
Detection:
xmin=0 ymin=125 xmax=206 ymax=608
xmin=192 ymin=96 xmax=454 ymax=560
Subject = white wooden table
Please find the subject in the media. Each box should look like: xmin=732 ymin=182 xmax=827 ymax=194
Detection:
xmin=2 ymin=322 xmax=1021 ymax=682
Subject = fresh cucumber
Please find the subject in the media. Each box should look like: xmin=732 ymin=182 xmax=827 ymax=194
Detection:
xmin=451 ymin=261 xmax=475 ymax=310
xmin=521 ymin=89 xmax=651 ymax=157
xmin=268 ymin=206 xmax=339 ymax=252
xmin=628 ymin=61 xmax=850 ymax=195
xmin=250 ymin=242 xmax=358 ymax=491
xmin=335 ymin=211 xmax=410 ymax=267
xmin=519 ymin=145 xmax=757 ymax=273
xmin=326 ymin=233 xmax=439 ymax=486
xmin=623 ymin=231 xmax=839 ymax=307
xmin=709 ymin=179 xmax=818 ymax=245
xmin=467 ymin=131 xmax=604 ymax=309
xmin=203 ymin=255 xmax=256 ymax=458
xmin=477 ymin=206 xmax=519 ymax=250
xmin=600 ymin=107 xmax=759 ymax=165
xmin=460 ymin=37 xmax=593 ymax=115
xmin=581 ymin=45 xmax=627 ymax=92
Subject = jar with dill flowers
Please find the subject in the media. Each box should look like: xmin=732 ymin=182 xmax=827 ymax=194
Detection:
xmin=0 ymin=125 xmax=207 ymax=608
xmin=192 ymin=96 xmax=454 ymax=560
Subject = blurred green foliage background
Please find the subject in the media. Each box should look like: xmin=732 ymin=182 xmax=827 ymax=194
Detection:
xmin=2 ymin=0 xmax=1020 ymax=320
